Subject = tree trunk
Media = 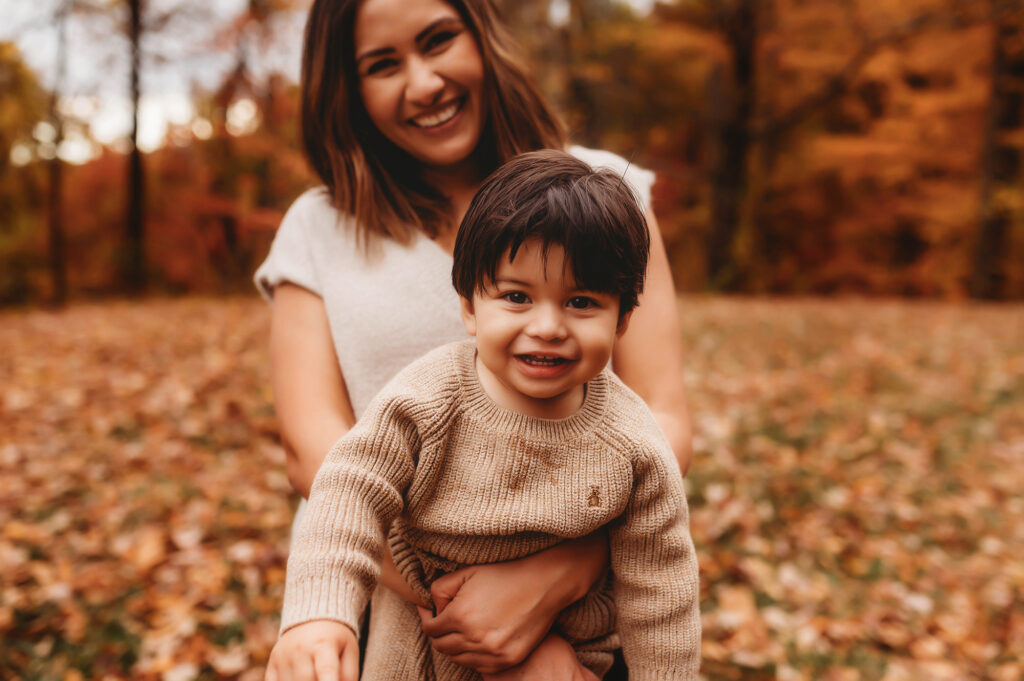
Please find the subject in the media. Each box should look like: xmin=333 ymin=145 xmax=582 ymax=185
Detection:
xmin=47 ymin=0 xmax=69 ymax=305
xmin=706 ymin=0 xmax=757 ymax=288
xmin=972 ymin=2 xmax=1023 ymax=299
xmin=566 ymin=0 xmax=601 ymax=147
xmin=124 ymin=0 xmax=146 ymax=292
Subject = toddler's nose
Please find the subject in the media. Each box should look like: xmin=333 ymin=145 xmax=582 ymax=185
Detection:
xmin=526 ymin=305 xmax=568 ymax=340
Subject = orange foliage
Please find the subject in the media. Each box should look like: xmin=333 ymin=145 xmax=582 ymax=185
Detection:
xmin=4 ymin=1 xmax=1024 ymax=300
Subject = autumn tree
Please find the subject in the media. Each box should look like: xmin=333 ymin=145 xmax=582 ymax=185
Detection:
xmin=0 ymin=43 xmax=49 ymax=304
xmin=122 ymin=0 xmax=145 ymax=292
xmin=48 ymin=1 xmax=71 ymax=305
xmin=51 ymin=0 xmax=220 ymax=293
xmin=972 ymin=0 xmax=1024 ymax=299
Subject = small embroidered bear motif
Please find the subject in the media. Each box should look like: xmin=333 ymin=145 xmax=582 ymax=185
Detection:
xmin=587 ymin=485 xmax=603 ymax=508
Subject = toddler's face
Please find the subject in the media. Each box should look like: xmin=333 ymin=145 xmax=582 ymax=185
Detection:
xmin=460 ymin=240 xmax=630 ymax=419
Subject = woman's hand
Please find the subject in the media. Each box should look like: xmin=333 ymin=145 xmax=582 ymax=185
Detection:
xmin=265 ymin=621 xmax=360 ymax=681
xmin=480 ymin=633 xmax=600 ymax=681
xmin=416 ymin=534 xmax=608 ymax=673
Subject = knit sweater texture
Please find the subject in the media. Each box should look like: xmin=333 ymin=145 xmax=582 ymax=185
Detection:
xmin=282 ymin=340 xmax=700 ymax=680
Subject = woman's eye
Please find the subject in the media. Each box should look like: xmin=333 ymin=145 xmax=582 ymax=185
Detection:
xmin=568 ymin=296 xmax=595 ymax=310
xmin=424 ymin=30 xmax=457 ymax=52
xmin=502 ymin=292 xmax=528 ymax=304
xmin=365 ymin=58 xmax=398 ymax=76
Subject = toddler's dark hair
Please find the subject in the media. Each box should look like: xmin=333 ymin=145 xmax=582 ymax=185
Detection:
xmin=452 ymin=149 xmax=650 ymax=316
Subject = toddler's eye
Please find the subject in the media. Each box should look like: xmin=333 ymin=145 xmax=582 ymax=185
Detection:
xmin=502 ymin=292 xmax=529 ymax=304
xmin=568 ymin=296 xmax=596 ymax=310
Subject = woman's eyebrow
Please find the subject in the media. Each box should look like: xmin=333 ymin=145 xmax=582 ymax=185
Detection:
xmin=356 ymin=17 xmax=463 ymax=65
xmin=414 ymin=16 xmax=463 ymax=43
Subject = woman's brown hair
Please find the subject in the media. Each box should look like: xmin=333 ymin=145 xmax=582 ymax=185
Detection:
xmin=300 ymin=0 xmax=567 ymax=244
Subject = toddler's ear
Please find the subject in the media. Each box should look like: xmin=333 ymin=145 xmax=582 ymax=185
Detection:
xmin=615 ymin=310 xmax=633 ymax=338
xmin=459 ymin=296 xmax=478 ymax=337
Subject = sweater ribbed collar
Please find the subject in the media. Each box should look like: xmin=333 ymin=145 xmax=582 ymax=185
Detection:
xmin=452 ymin=339 xmax=610 ymax=441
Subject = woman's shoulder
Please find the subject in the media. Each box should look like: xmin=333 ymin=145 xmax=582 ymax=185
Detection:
xmin=568 ymin=145 xmax=628 ymax=169
xmin=277 ymin=186 xmax=367 ymax=249
xmin=282 ymin=186 xmax=346 ymax=227
xmin=568 ymin=146 xmax=656 ymax=211
xmin=253 ymin=187 xmax=358 ymax=300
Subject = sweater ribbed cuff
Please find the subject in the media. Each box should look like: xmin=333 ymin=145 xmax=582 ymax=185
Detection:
xmin=279 ymin=576 xmax=368 ymax=636
xmin=627 ymin=667 xmax=700 ymax=681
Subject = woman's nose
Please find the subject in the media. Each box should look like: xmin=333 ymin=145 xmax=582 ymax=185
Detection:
xmin=526 ymin=305 xmax=568 ymax=340
xmin=405 ymin=56 xmax=445 ymax=105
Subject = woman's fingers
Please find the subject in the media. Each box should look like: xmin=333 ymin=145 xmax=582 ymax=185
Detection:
xmin=418 ymin=612 xmax=520 ymax=671
xmin=418 ymin=605 xmax=458 ymax=638
xmin=417 ymin=589 xmax=536 ymax=667
xmin=426 ymin=631 xmax=475 ymax=656
xmin=430 ymin=568 xmax=472 ymax=614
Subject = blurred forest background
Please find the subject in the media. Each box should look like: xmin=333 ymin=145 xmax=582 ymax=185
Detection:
xmin=2 ymin=2 xmax=1023 ymax=680
xmin=3 ymin=0 xmax=1024 ymax=305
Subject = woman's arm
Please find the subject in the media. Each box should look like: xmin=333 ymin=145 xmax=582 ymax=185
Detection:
xmin=270 ymin=283 xmax=356 ymax=498
xmin=614 ymin=208 xmax=693 ymax=474
xmin=270 ymin=283 xmax=422 ymax=604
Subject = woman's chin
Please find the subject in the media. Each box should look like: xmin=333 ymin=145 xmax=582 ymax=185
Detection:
xmin=417 ymin=144 xmax=483 ymax=178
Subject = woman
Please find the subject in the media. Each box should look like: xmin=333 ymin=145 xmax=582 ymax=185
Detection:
xmin=255 ymin=0 xmax=692 ymax=677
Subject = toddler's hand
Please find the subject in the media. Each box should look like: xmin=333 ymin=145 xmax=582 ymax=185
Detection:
xmin=265 ymin=620 xmax=359 ymax=681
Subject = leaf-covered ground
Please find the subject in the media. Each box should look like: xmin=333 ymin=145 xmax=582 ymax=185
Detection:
xmin=1 ymin=297 xmax=1021 ymax=681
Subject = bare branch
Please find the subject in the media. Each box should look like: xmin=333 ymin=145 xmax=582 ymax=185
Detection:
xmin=756 ymin=0 xmax=1024 ymax=142
xmin=755 ymin=11 xmax=942 ymax=141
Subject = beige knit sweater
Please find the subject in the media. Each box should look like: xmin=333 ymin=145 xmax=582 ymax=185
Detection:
xmin=282 ymin=340 xmax=700 ymax=680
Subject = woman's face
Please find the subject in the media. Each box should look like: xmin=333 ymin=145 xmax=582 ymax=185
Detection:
xmin=353 ymin=0 xmax=486 ymax=173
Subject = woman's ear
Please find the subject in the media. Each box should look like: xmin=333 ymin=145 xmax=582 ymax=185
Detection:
xmin=615 ymin=310 xmax=633 ymax=338
xmin=459 ymin=296 xmax=478 ymax=337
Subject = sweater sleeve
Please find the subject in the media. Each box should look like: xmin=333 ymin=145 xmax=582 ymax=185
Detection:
xmin=609 ymin=444 xmax=701 ymax=680
xmin=278 ymin=390 xmax=422 ymax=635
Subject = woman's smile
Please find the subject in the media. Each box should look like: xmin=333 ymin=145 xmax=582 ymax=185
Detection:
xmin=409 ymin=96 xmax=465 ymax=129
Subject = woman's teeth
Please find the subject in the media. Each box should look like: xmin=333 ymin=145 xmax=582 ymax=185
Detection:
xmin=412 ymin=100 xmax=461 ymax=128
xmin=518 ymin=355 xmax=567 ymax=366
